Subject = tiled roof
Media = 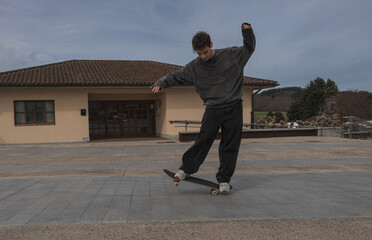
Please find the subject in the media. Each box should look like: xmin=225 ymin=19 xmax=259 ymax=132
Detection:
xmin=0 ymin=60 xmax=278 ymax=88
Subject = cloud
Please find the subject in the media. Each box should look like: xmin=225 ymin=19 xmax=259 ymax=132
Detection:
xmin=56 ymin=23 xmax=81 ymax=37
xmin=33 ymin=52 xmax=54 ymax=62
xmin=0 ymin=37 xmax=58 ymax=71
xmin=0 ymin=38 xmax=31 ymax=71
xmin=0 ymin=0 xmax=371 ymax=91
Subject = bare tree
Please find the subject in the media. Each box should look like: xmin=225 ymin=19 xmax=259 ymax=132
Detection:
xmin=323 ymin=91 xmax=372 ymax=119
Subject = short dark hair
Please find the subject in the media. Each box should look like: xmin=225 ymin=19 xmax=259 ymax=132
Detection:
xmin=192 ymin=31 xmax=211 ymax=51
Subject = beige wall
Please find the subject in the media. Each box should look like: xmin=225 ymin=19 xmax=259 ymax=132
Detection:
xmin=243 ymin=87 xmax=253 ymax=123
xmin=163 ymin=88 xmax=205 ymax=136
xmin=0 ymin=88 xmax=89 ymax=144
xmin=0 ymin=86 xmax=253 ymax=144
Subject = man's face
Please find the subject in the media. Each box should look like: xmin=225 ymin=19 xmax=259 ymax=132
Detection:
xmin=196 ymin=44 xmax=214 ymax=61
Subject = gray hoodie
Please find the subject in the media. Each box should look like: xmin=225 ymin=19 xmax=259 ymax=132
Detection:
xmin=153 ymin=24 xmax=256 ymax=107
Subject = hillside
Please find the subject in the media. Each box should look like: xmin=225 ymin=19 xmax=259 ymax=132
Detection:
xmin=258 ymin=87 xmax=303 ymax=98
xmin=254 ymin=87 xmax=303 ymax=112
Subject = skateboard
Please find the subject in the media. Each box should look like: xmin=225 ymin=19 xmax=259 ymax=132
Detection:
xmin=163 ymin=169 xmax=232 ymax=195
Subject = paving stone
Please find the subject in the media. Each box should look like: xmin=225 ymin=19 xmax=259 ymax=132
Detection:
xmin=0 ymin=138 xmax=371 ymax=226
xmin=127 ymin=195 xmax=152 ymax=222
xmin=103 ymin=195 xmax=131 ymax=222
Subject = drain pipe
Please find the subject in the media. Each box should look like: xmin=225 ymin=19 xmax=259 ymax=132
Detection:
xmin=251 ymin=88 xmax=262 ymax=129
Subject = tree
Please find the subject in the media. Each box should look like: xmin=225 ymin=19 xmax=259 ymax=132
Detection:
xmin=323 ymin=91 xmax=372 ymax=119
xmin=274 ymin=112 xmax=285 ymax=122
xmin=254 ymin=87 xmax=302 ymax=112
xmin=287 ymin=77 xmax=339 ymax=121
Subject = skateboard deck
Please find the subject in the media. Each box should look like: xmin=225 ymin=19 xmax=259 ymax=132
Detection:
xmin=163 ymin=169 xmax=232 ymax=195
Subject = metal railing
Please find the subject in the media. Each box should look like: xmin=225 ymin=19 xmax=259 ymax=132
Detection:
xmin=169 ymin=116 xmax=372 ymax=139
xmin=170 ymin=121 xmax=308 ymax=131
xmin=169 ymin=120 xmax=202 ymax=131
xmin=342 ymin=116 xmax=372 ymax=139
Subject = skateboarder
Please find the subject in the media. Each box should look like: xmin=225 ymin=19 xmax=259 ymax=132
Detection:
xmin=151 ymin=22 xmax=255 ymax=192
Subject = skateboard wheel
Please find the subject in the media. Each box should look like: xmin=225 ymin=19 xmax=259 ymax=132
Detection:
xmin=174 ymin=182 xmax=179 ymax=187
xmin=211 ymin=189 xmax=218 ymax=196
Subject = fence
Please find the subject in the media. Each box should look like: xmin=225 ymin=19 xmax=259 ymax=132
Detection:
xmin=169 ymin=116 xmax=372 ymax=140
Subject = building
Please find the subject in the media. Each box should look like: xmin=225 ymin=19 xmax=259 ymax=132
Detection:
xmin=0 ymin=60 xmax=278 ymax=144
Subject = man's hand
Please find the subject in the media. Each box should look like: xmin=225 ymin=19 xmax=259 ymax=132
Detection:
xmin=242 ymin=23 xmax=251 ymax=29
xmin=151 ymin=85 xmax=161 ymax=93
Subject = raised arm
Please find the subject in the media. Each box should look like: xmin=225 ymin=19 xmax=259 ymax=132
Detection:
xmin=231 ymin=22 xmax=256 ymax=67
xmin=241 ymin=22 xmax=256 ymax=57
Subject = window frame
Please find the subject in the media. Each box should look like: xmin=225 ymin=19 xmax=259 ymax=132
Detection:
xmin=14 ymin=100 xmax=55 ymax=125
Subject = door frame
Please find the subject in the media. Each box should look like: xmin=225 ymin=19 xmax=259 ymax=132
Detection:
xmin=89 ymin=100 xmax=156 ymax=139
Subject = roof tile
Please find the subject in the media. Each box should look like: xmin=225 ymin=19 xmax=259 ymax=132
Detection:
xmin=0 ymin=60 xmax=278 ymax=88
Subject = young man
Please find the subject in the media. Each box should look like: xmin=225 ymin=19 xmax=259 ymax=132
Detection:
xmin=151 ymin=22 xmax=255 ymax=192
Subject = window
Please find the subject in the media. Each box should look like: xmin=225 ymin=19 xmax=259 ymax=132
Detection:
xmin=14 ymin=101 xmax=55 ymax=125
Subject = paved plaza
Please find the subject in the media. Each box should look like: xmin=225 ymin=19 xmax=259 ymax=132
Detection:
xmin=0 ymin=136 xmax=371 ymax=239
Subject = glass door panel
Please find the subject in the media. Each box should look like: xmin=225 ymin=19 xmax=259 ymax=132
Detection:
xmin=89 ymin=102 xmax=106 ymax=139
xmin=89 ymin=101 xmax=155 ymax=139
xmin=122 ymin=103 xmax=135 ymax=136
xmin=107 ymin=103 xmax=120 ymax=137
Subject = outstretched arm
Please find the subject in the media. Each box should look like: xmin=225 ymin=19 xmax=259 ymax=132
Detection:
xmin=151 ymin=64 xmax=194 ymax=93
xmin=152 ymin=85 xmax=161 ymax=93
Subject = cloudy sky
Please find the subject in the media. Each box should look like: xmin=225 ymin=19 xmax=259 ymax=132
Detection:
xmin=0 ymin=0 xmax=371 ymax=92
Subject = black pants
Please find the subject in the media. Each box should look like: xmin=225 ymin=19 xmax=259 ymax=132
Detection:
xmin=180 ymin=100 xmax=242 ymax=183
